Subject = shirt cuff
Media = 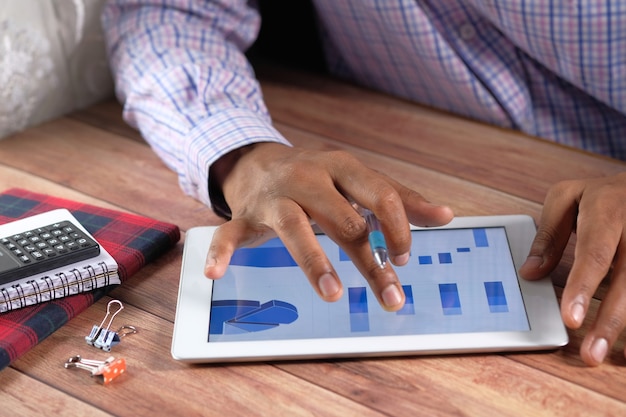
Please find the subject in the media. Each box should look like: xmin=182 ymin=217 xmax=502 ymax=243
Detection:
xmin=181 ymin=107 xmax=291 ymax=214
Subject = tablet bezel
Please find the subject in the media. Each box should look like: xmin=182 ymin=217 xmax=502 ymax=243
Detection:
xmin=171 ymin=215 xmax=568 ymax=362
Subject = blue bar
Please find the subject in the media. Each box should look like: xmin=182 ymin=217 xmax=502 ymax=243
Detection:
xmin=396 ymin=285 xmax=415 ymax=315
xmin=339 ymin=248 xmax=351 ymax=262
xmin=473 ymin=228 xmax=489 ymax=247
xmin=348 ymin=287 xmax=370 ymax=332
xmin=484 ymin=281 xmax=509 ymax=313
xmin=439 ymin=283 xmax=462 ymax=315
xmin=456 ymin=247 xmax=470 ymax=252
xmin=230 ymin=246 xmax=297 ymax=268
xmin=418 ymin=255 xmax=433 ymax=264
xmin=438 ymin=252 xmax=452 ymax=264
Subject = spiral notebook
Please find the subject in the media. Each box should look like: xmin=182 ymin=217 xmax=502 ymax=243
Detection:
xmin=0 ymin=209 xmax=120 ymax=313
xmin=0 ymin=188 xmax=180 ymax=371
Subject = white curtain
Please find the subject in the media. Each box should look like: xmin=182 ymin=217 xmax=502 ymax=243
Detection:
xmin=0 ymin=0 xmax=113 ymax=138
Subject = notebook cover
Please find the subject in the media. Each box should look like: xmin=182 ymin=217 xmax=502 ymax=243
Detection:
xmin=0 ymin=188 xmax=180 ymax=371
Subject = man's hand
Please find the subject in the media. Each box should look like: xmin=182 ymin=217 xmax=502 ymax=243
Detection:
xmin=204 ymin=143 xmax=453 ymax=311
xmin=519 ymin=172 xmax=626 ymax=366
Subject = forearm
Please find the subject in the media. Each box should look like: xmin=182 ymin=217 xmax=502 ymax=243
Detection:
xmin=102 ymin=0 xmax=290 ymax=207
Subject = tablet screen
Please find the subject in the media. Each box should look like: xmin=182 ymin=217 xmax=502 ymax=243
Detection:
xmin=207 ymin=227 xmax=530 ymax=342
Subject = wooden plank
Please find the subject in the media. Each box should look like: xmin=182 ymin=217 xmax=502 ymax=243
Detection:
xmin=278 ymin=353 xmax=626 ymax=417
xmin=69 ymin=99 xmax=144 ymax=143
xmin=508 ymin=288 xmax=626 ymax=402
xmin=0 ymin=118 xmax=220 ymax=231
xmin=0 ymin=367 xmax=110 ymax=416
xmin=12 ymin=297 xmax=384 ymax=417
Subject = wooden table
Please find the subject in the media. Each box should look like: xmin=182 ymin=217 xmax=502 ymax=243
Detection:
xmin=1 ymin=66 xmax=625 ymax=416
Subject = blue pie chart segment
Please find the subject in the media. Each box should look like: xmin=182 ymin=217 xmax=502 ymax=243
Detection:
xmin=210 ymin=299 xmax=299 ymax=335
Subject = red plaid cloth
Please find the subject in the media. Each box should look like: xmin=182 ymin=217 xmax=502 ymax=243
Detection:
xmin=0 ymin=188 xmax=180 ymax=371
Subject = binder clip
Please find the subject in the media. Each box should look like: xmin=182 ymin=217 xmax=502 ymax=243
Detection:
xmin=64 ymin=355 xmax=126 ymax=385
xmin=86 ymin=300 xmax=128 ymax=352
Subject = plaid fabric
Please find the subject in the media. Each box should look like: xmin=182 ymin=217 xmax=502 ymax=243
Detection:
xmin=0 ymin=188 xmax=180 ymax=371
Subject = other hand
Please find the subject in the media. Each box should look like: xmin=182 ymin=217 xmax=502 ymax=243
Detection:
xmin=520 ymin=172 xmax=626 ymax=366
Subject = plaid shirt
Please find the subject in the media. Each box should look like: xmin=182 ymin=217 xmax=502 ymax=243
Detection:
xmin=103 ymin=0 xmax=626 ymax=209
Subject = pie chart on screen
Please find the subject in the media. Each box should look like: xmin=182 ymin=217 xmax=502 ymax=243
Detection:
xmin=209 ymin=299 xmax=299 ymax=335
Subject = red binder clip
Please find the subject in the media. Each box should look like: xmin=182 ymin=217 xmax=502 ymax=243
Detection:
xmin=64 ymin=355 xmax=126 ymax=384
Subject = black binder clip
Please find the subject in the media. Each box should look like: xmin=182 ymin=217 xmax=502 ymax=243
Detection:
xmin=86 ymin=300 xmax=128 ymax=352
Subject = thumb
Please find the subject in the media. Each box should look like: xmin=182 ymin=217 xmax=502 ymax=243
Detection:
xmin=519 ymin=184 xmax=579 ymax=280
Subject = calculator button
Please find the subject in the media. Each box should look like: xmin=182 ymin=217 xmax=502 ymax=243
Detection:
xmin=54 ymin=244 xmax=67 ymax=251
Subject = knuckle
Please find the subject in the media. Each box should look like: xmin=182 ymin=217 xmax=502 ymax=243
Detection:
xmin=546 ymin=179 xmax=578 ymax=198
xmin=328 ymin=149 xmax=357 ymax=163
xmin=600 ymin=314 xmax=625 ymax=337
xmin=298 ymin=250 xmax=327 ymax=272
xmin=583 ymin=245 xmax=615 ymax=271
xmin=273 ymin=210 xmax=306 ymax=233
xmin=335 ymin=215 xmax=367 ymax=242
xmin=530 ymin=224 xmax=560 ymax=254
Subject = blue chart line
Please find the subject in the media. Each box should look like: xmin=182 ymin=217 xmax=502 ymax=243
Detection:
xmin=348 ymin=287 xmax=369 ymax=332
xmin=210 ymin=299 xmax=298 ymax=335
xmin=396 ymin=285 xmax=415 ymax=315
xmin=439 ymin=283 xmax=462 ymax=315
xmin=484 ymin=281 xmax=509 ymax=313
xmin=229 ymin=238 xmax=297 ymax=268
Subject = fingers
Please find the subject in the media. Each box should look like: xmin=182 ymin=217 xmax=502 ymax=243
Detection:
xmin=270 ymin=200 xmax=344 ymax=302
xmin=560 ymin=184 xmax=622 ymax=331
xmin=579 ymin=250 xmax=626 ymax=365
xmin=209 ymin=145 xmax=452 ymax=312
xmin=518 ymin=181 xmax=578 ymax=281
xmin=329 ymin=154 xmax=452 ymax=268
xmin=304 ymin=187 xmax=407 ymax=311
xmin=204 ymin=219 xmax=270 ymax=279
xmin=521 ymin=174 xmax=626 ymax=366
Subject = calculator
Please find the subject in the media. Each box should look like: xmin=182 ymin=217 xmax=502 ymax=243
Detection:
xmin=0 ymin=219 xmax=100 ymax=286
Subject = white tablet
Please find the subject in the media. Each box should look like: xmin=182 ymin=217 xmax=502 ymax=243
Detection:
xmin=172 ymin=215 xmax=568 ymax=362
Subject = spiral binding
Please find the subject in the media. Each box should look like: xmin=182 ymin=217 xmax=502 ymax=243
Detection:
xmin=0 ymin=261 xmax=117 ymax=313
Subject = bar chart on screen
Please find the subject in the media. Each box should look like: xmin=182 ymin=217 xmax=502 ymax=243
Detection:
xmin=212 ymin=226 xmax=529 ymax=342
xmin=344 ymin=227 xmax=524 ymax=334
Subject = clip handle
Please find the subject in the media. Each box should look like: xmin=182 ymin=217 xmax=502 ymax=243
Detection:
xmin=64 ymin=355 xmax=125 ymax=384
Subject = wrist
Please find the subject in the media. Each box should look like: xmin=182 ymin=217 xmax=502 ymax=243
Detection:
xmin=208 ymin=142 xmax=276 ymax=218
